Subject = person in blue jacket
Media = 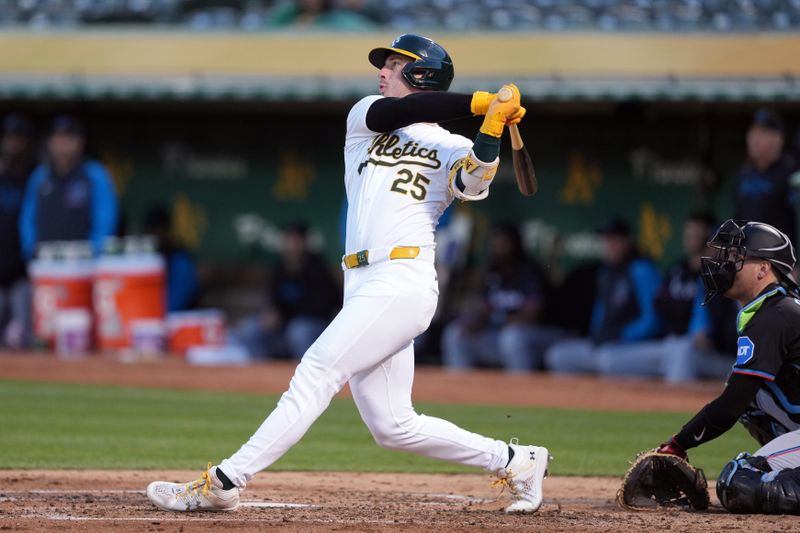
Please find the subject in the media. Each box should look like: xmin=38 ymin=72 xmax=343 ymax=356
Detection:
xmin=593 ymin=214 xmax=739 ymax=381
xmin=734 ymin=109 xmax=798 ymax=249
xmin=545 ymin=217 xmax=662 ymax=373
xmin=19 ymin=115 xmax=117 ymax=259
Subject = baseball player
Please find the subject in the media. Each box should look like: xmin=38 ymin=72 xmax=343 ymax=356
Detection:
xmin=654 ymin=219 xmax=800 ymax=513
xmin=147 ymin=34 xmax=551 ymax=514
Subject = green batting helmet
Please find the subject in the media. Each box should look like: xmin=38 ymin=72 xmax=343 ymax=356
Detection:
xmin=368 ymin=34 xmax=454 ymax=92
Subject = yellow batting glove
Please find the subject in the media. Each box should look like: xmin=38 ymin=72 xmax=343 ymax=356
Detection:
xmin=506 ymin=106 xmax=526 ymax=125
xmin=470 ymin=91 xmax=495 ymax=115
xmin=480 ymin=84 xmax=521 ymax=138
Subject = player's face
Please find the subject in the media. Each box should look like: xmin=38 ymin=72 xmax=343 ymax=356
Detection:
xmin=48 ymin=131 xmax=84 ymax=163
xmin=683 ymin=220 xmax=709 ymax=257
xmin=746 ymin=125 xmax=784 ymax=167
xmin=489 ymin=231 xmax=514 ymax=259
xmin=281 ymin=231 xmax=307 ymax=263
xmin=379 ymin=54 xmax=415 ymax=98
xmin=724 ymin=257 xmax=772 ymax=301
xmin=600 ymin=234 xmax=631 ymax=267
xmin=724 ymin=245 xmax=746 ymax=270
xmin=1 ymin=133 xmax=29 ymax=158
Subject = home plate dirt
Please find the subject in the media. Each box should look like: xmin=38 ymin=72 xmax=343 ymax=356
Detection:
xmin=1 ymin=470 xmax=797 ymax=532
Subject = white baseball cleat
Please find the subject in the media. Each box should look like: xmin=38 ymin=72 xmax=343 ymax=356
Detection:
xmin=147 ymin=463 xmax=240 ymax=512
xmin=494 ymin=439 xmax=551 ymax=513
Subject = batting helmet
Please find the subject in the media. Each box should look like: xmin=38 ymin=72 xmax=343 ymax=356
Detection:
xmin=368 ymin=34 xmax=454 ymax=92
xmin=700 ymin=219 xmax=798 ymax=303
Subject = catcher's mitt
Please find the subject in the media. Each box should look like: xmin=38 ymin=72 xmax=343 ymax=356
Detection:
xmin=617 ymin=450 xmax=710 ymax=511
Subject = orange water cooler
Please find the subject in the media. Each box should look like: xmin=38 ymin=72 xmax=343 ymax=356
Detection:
xmin=29 ymin=247 xmax=94 ymax=348
xmin=93 ymin=254 xmax=166 ymax=351
xmin=166 ymin=310 xmax=226 ymax=357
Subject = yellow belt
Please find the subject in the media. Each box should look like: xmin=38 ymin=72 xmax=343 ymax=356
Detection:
xmin=342 ymin=246 xmax=421 ymax=269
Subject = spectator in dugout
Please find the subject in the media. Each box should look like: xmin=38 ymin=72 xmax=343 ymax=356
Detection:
xmin=544 ymin=217 xmax=662 ymax=374
xmin=734 ymin=108 xmax=798 ymax=248
xmin=441 ymin=222 xmax=565 ymax=372
xmin=0 ymin=114 xmax=37 ymax=349
xmin=593 ymin=212 xmax=738 ymax=382
xmin=232 ymin=222 xmax=341 ymax=360
xmin=19 ymin=115 xmax=118 ymax=259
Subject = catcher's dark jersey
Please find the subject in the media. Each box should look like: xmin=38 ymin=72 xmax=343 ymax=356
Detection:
xmin=733 ymin=284 xmax=800 ymax=424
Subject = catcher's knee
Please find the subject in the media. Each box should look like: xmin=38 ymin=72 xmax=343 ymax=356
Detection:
xmin=739 ymin=408 xmax=789 ymax=446
xmin=717 ymin=453 xmax=800 ymax=514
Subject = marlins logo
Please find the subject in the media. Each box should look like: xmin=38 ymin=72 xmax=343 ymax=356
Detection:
xmin=736 ymin=336 xmax=755 ymax=366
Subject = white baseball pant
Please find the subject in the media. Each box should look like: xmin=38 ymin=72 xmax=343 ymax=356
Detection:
xmin=755 ymin=430 xmax=800 ymax=471
xmin=218 ymin=261 xmax=509 ymax=487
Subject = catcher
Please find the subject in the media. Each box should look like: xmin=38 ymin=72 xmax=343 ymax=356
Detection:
xmin=619 ymin=219 xmax=800 ymax=514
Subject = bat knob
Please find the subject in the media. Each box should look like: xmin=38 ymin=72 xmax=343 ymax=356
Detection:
xmin=497 ymin=87 xmax=513 ymax=102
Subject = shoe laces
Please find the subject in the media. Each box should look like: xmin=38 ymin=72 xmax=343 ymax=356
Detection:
xmin=495 ymin=439 xmax=542 ymax=502
xmin=491 ymin=438 xmax=521 ymax=496
xmin=491 ymin=470 xmax=522 ymax=500
xmin=178 ymin=462 xmax=213 ymax=501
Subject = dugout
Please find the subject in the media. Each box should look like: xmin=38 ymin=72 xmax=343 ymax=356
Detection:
xmin=2 ymin=31 xmax=800 ymax=319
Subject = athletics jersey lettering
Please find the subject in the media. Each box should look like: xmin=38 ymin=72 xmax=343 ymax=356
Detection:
xmin=358 ymin=134 xmax=441 ymax=174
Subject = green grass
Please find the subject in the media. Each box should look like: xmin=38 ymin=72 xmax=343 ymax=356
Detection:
xmin=0 ymin=379 xmax=754 ymax=477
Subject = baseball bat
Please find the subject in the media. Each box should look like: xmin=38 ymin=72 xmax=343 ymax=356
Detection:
xmin=497 ymin=87 xmax=538 ymax=197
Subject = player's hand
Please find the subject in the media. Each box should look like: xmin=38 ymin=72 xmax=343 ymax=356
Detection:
xmin=506 ymin=106 xmax=526 ymax=126
xmin=480 ymin=84 xmax=521 ymax=138
xmin=470 ymin=91 xmax=496 ymax=116
xmin=657 ymin=436 xmax=687 ymax=460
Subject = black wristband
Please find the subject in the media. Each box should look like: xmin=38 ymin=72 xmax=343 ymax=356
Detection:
xmin=472 ymin=133 xmax=500 ymax=163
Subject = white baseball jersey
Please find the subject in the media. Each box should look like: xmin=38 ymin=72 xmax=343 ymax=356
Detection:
xmin=343 ymin=95 xmax=472 ymax=255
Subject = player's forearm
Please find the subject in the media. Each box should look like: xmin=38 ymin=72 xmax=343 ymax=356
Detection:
xmin=365 ymin=92 xmax=473 ymax=132
xmin=472 ymin=133 xmax=500 ymax=163
xmin=449 ymin=133 xmax=501 ymax=201
xmin=673 ymin=405 xmax=733 ymax=451
xmin=673 ymin=374 xmax=763 ymax=450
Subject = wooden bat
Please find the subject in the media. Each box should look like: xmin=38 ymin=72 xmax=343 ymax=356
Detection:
xmin=498 ymin=87 xmax=538 ymax=196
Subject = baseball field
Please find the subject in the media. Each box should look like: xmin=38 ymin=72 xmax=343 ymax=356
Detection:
xmin=1 ymin=354 xmax=796 ymax=531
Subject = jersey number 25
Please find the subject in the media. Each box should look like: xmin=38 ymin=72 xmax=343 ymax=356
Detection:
xmin=390 ymin=169 xmax=430 ymax=201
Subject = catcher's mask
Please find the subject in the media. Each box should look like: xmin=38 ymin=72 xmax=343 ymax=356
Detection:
xmin=701 ymin=219 xmax=798 ymax=304
xmin=368 ymin=34 xmax=454 ymax=92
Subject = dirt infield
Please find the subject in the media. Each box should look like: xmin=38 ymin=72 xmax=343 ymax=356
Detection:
xmin=3 ymin=354 xmax=797 ymax=530
xmin=1 ymin=470 xmax=795 ymax=532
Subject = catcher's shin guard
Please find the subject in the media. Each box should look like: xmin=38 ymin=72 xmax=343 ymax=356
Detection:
xmin=762 ymin=467 xmax=800 ymax=514
xmin=717 ymin=453 xmax=800 ymax=514
xmin=716 ymin=453 xmax=768 ymax=513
